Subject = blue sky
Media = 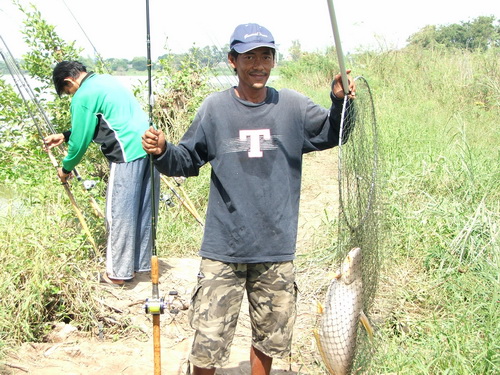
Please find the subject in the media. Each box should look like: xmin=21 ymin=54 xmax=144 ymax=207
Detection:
xmin=1 ymin=0 xmax=498 ymax=60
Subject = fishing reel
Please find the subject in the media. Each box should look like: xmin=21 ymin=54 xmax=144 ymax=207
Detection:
xmin=144 ymin=297 xmax=165 ymax=315
xmin=144 ymin=291 xmax=179 ymax=315
xmin=160 ymin=193 xmax=175 ymax=208
xmin=83 ymin=180 xmax=98 ymax=190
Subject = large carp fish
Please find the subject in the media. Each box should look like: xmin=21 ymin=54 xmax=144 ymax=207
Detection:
xmin=314 ymin=247 xmax=373 ymax=375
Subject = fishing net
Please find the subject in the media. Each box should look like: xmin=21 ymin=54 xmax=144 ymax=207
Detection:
xmin=315 ymin=75 xmax=382 ymax=374
xmin=337 ymin=76 xmax=381 ymax=372
xmin=337 ymin=76 xmax=380 ymax=312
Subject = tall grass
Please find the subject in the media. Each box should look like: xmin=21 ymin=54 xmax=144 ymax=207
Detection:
xmin=0 ymin=167 xmax=102 ymax=352
xmin=0 ymin=134 xmax=206 ymax=356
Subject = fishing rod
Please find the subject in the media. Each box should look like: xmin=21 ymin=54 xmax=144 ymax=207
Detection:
xmin=142 ymin=1 xmax=164 ymax=374
xmin=0 ymin=49 xmax=99 ymax=255
xmin=0 ymin=34 xmax=105 ymax=219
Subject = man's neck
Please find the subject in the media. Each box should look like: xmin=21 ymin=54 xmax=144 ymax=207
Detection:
xmin=234 ymin=86 xmax=267 ymax=103
xmin=76 ymin=71 xmax=88 ymax=85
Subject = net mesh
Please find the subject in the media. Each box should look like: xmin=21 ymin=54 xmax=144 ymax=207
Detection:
xmin=337 ymin=76 xmax=380 ymax=312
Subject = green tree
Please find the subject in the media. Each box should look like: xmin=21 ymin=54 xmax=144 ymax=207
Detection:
xmin=408 ymin=16 xmax=499 ymax=51
xmin=14 ymin=1 xmax=80 ymax=87
xmin=131 ymin=56 xmax=147 ymax=71
xmin=106 ymin=58 xmax=130 ymax=73
xmin=406 ymin=25 xmax=439 ymax=49
xmin=0 ymin=78 xmax=26 ymax=135
xmin=9 ymin=0 xmax=83 ymax=131
xmin=0 ymin=60 xmax=9 ymax=74
xmin=289 ymin=40 xmax=302 ymax=61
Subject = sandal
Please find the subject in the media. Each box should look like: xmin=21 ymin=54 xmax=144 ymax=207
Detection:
xmin=99 ymin=272 xmax=125 ymax=286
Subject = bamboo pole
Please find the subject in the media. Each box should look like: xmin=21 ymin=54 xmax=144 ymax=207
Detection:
xmin=46 ymin=148 xmax=99 ymax=254
xmin=161 ymin=176 xmax=204 ymax=226
xmin=151 ymin=255 xmax=161 ymax=375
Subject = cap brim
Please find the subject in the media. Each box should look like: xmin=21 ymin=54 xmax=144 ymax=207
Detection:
xmin=232 ymin=42 xmax=276 ymax=54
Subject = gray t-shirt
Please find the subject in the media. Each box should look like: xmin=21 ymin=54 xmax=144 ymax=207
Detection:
xmin=154 ymin=86 xmax=347 ymax=263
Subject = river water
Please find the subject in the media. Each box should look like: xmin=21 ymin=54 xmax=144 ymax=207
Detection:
xmin=113 ymin=74 xmax=278 ymax=90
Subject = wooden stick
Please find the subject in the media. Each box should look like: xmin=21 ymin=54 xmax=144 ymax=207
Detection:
xmin=47 ymin=149 xmax=99 ymax=254
xmin=161 ymin=176 xmax=204 ymax=226
xmin=151 ymin=255 xmax=161 ymax=375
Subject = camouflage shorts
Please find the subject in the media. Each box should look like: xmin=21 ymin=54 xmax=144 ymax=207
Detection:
xmin=188 ymin=258 xmax=298 ymax=369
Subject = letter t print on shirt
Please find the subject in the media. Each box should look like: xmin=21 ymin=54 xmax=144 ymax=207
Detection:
xmin=239 ymin=129 xmax=271 ymax=158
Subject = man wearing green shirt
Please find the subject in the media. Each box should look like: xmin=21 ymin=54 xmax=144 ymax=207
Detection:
xmin=46 ymin=61 xmax=159 ymax=286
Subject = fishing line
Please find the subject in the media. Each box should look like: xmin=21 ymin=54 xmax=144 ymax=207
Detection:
xmin=204 ymin=34 xmax=238 ymax=88
xmin=60 ymin=0 xmax=110 ymax=74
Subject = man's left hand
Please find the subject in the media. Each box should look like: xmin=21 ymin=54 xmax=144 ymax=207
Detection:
xmin=332 ymin=69 xmax=356 ymax=100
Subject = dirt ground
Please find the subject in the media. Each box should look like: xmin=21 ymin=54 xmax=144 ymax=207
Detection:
xmin=2 ymin=151 xmax=339 ymax=375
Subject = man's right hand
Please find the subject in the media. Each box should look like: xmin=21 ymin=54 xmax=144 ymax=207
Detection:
xmin=142 ymin=126 xmax=166 ymax=156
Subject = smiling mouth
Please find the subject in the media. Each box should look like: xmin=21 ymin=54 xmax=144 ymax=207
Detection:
xmin=250 ymin=71 xmax=267 ymax=77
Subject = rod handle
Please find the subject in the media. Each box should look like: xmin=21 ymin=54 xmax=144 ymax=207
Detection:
xmin=326 ymin=0 xmax=350 ymax=94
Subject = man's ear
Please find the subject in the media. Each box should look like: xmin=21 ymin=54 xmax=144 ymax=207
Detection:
xmin=228 ymin=54 xmax=237 ymax=69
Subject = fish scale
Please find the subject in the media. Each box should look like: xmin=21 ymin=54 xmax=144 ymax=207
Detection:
xmin=315 ymin=247 xmax=365 ymax=375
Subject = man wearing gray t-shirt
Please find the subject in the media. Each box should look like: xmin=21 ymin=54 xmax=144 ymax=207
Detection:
xmin=142 ymin=23 xmax=355 ymax=375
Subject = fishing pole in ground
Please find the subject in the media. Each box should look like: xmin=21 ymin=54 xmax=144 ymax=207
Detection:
xmin=142 ymin=1 xmax=165 ymax=374
xmin=0 ymin=34 xmax=105 ymax=219
xmin=0 ymin=49 xmax=99 ymax=256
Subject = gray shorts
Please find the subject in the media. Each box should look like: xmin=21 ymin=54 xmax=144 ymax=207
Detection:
xmin=188 ymin=258 xmax=298 ymax=368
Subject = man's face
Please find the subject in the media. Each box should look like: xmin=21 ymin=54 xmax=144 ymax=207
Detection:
xmin=229 ymin=47 xmax=275 ymax=90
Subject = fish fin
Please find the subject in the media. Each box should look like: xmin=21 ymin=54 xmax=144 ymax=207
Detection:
xmin=359 ymin=310 xmax=374 ymax=342
xmin=313 ymin=329 xmax=325 ymax=360
xmin=313 ymin=329 xmax=337 ymax=375
xmin=326 ymin=270 xmax=341 ymax=279
xmin=316 ymin=300 xmax=324 ymax=314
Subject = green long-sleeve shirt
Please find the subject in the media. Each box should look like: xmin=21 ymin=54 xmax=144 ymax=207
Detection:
xmin=62 ymin=73 xmax=148 ymax=172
